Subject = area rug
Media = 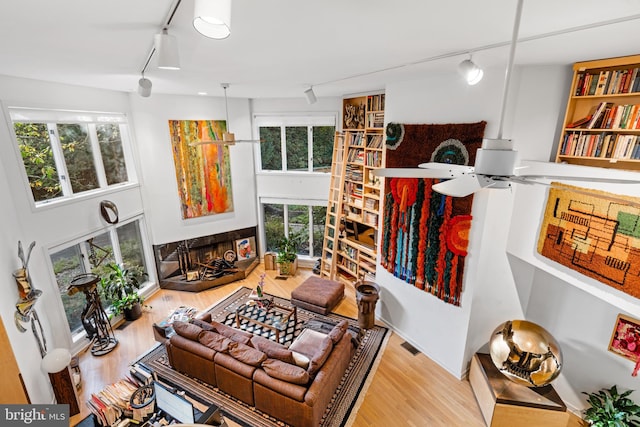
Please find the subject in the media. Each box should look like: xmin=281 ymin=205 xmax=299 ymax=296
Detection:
xmin=381 ymin=121 xmax=486 ymax=306
xmin=537 ymin=182 xmax=640 ymax=298
xmin=134 ymin=286 xmax=389 ymax=427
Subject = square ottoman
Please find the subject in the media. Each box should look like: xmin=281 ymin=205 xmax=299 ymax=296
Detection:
xmin=291 ymin=276 xmax=344 ymax=315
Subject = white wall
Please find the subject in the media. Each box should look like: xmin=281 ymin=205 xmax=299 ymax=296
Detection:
xmin=0 ymin=75 xmax=143 ymax=403
xmin=129 ymin=94 xmax=259 ymax=245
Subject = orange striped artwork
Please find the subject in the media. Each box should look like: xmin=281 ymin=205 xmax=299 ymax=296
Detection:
xmin=168 ymin=120 xmax=234 ymax=219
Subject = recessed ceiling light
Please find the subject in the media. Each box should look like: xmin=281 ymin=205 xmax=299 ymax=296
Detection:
xmin=198 ymin=92 xmax=208 ymax=96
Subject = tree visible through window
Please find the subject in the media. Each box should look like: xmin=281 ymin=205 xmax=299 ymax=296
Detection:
xmin=263 ymin=202 xmax=325 ymax=258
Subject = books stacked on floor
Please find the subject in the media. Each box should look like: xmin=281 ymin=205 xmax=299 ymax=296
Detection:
xmin=87 ymin=378 xmax=138 ymax=426
xmin=129 ymin=362 xmax=156 ymax=386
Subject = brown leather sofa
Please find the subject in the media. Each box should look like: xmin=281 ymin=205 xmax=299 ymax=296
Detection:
xmin=165 ymin=314 xmax=355 ymax=427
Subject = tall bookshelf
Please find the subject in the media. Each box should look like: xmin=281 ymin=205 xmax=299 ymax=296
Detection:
xmin=556 ymin=54 xmax=640 ymax=170
xmin=322 ymin=93 xmax=385 ymax=286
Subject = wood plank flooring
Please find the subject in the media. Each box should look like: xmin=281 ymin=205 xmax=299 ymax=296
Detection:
xmin=69 ymin=264 xmax=583 ymax=426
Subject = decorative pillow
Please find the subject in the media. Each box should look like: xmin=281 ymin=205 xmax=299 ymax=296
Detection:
xmin=190 ymin=318 xmax=215 ymax=332
xmin=210 ymin=321 xmax=253 ymax=346
xmin=291 ymin=351 xmax=310 ymax=369
xmin=307 ymin=336 xmax=333 ymax=377
xmin=251 ymin=336 xmax=296 ymax=365
xmin=327 ymin=320 xmax=349 ymax=344
xmin=228 ymin=342 xmax=267 ymax=367
xmin=198 ymin=331 xmax=232 ymax=353
xmin=262 ymin=359 xmax=310 ymax=385
xmin=172 ymin=321 xmax=203 ymax=341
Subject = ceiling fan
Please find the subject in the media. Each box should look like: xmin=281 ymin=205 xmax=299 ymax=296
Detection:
xmin=189 ymin=83 xmax=262 ymax=146
xmin=373 ymin=0 xmax=640 ymax=197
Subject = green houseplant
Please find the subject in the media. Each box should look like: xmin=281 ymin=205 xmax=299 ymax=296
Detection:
xmin=100 ymin=263 xmax=149 ymax=321
xmin=583 ymin=385 xmax=640 ymax=426
xmin=276 ymin=234 xmax=301 ymax=276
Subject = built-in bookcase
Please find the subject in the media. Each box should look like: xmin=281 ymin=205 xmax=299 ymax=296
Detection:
xmin=556 ymin=54 xmax=640 ymax=170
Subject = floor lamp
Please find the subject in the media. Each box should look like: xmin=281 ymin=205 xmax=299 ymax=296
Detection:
xmin=41 ymin=348 xmax=80 ymax=416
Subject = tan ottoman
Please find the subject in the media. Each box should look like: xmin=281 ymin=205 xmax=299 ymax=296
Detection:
xmin=291 ymin=276 xmax=345 ymax=314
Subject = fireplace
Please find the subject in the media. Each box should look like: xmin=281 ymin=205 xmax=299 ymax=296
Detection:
xmin=153 ymin=226 xmax=259 ymax=292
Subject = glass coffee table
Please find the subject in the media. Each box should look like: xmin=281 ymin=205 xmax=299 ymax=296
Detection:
xmin=234 ymin=298 xmax=297 ymax=343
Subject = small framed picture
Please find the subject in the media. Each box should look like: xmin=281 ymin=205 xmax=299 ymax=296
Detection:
xmin=608 ymin=313 xmax=640 ymax=362
xmin=235 ymin=236 xmax=256 ymax=260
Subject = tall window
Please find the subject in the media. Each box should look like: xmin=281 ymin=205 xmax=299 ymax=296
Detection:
xmin=262 ymin=202 xmax=326 ymax=258
xmin=8 ymin=108 xmax=133 ymax=205
xmin=50 ymin=218 xmax=149 ymax=339
xmin=255 ymin=115 xmax=335 ymax=173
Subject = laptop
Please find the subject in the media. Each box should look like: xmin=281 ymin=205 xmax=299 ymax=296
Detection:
xmin=152 ymin=381 xmax=222 ymax=425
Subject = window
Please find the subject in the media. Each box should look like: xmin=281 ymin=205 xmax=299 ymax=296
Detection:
xmin=49 ymin=218 xmax=150 ymax=340
xmin=8 ymin=108 xmax=133 ymax=205
xmin=255 ymin=115 xmax=336 ymax=173
xmin=262 ymin=201 xmax=326 ymax=258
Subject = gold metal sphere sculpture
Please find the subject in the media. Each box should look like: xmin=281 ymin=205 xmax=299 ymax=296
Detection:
xmin=489 ymin=320 xmax=563 ymax=387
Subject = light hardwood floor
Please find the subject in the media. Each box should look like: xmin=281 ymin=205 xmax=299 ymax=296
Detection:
xmin=69 ymin=264 xmax=584 ymax=427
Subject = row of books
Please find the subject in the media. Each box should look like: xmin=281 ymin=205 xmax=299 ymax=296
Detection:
xmin=347 ymin=148 xmax=364 ymax=163
xmin=363 ymin=211 xmax=378 ymax=226
xmin=364 ymin=151 xmax=382 ymax=167
xmin=87 ymin=379 xmax=139 ymax=426
xmin=347 ymin=132 xmax=364 ymax=146
xmin=560 ymin=132 xmax=640 ymax=159
xmin=575 ymin=67 xmax=640 ymax=96
xmin=366 ymin=94 xmax=385 ymax=112
xmin=345 ymin=165 xmax=363 ymax=181
xmin=567 ymin=102 xmax=640 ymax=130
xmin=367 ymin=134 xmax=383 ymax=148
xmin=366 ymin=112 xmax=384 ymax=128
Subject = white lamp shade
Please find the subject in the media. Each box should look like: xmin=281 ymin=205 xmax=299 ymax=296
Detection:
xmin=193 ymin=0 xmax=231 ymax=39
xmin=304 ymin=87 xmax=317 ymax=104
xmin=154 ymin=30 xmax=180 ymax=70
xmin=138 ymin=77 xmax=152 ymax=97
xmin=41 ymin=348 xmax=72 ymax=373
xmin=459 ymin=59 xmax=483 ymax=85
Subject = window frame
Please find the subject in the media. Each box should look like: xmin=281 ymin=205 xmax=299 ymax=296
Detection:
xmin=46 ymin=214 xmax=156 ymax=354
xmin=253 ymin=114 xmax=337 ymax=174
xmin=6 ymin=106 xmax=138 ymax=210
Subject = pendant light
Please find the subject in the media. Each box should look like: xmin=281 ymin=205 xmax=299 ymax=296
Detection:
xmin=193 ymin=0 xmax=231 ymax=40
xmin=154 ymin=28 xmax=180 ymax=70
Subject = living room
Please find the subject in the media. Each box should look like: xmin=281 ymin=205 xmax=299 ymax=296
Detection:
xmin=1 ymin=1 xmax=640 ymax=426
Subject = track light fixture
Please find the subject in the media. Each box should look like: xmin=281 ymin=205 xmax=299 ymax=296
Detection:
xmin=304 ymin=87 xmax=317 ymax=104
xmin=155 ymin=28 xmax=180 ymax=70
xmin=138 ymin=76 xmax=152 ymax=97
xmin=458 ymin=56 xmax=483 ymax=85
xmin=193 ymin=0 xmax=232 ymax=39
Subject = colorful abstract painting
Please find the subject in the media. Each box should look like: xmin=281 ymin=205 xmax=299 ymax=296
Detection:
xmin=168 ymin=120 xmax=233 ymax=219
xmin=381 ymin=122 xmax=486 ymax=306
xmin=537 ymin=183 xmax=640 ymax=298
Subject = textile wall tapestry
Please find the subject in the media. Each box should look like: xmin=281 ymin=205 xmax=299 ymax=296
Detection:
xmin=537 ymin=183 xmax=640 ymax=298
xmin=168 ymin=120 xmax=234 ymax=219
xmin=381 ymin=122 xmax=486 ymax=306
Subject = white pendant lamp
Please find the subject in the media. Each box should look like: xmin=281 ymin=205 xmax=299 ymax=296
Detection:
xmin=155 ymin=28 xmax=181 ymax=70
xmin=193 ymin=0 xmax=231 ymax=39
xmin=458 ymin=58 xmax=483 ymax=85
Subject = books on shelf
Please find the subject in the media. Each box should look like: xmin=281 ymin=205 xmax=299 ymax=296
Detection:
xmin=575 ymin=67 xmax=640 ymax=96
xmin=561 ymin=132 xmax=640 ymax=159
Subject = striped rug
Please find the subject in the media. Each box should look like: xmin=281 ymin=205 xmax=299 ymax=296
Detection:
xmin=135 ymin=286 xmax=389 ymax=427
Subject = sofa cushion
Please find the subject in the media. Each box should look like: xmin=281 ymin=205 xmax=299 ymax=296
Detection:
xmin=291 ymin=351 xmax=310 ymax=369
xmin=289 ymin=328 xmax=329 ymax=359
xmin=307 ymin=336 xmax=334 ymax=377
xmin=228 ymin=342 xmax=267 ymax=367
xmin=198 ymin=330 xmax=232 ymax=352
xmin=251 ymin=336 xmax=296 ymax=365
xmin=173 ymin=321 xmax=203 ymax=341
xmin=262 ymin=358 xmax=309 ymax=385
xmin=190 ymin=318 xmax=215 ymax=331
xmin=327 ymin=320 xmax=349 ymax=344
xmin=211 ymin=321 xmax=253 ymax=345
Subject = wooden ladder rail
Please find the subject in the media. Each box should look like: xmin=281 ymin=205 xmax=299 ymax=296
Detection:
xmin=320 ymin=132 xmax=347 ymax=280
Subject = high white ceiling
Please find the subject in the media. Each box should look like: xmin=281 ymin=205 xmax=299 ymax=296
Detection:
xmin=1 ymin=0 xmax=639 ymax=99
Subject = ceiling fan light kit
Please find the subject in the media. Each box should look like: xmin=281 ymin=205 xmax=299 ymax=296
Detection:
xmin=193 ymin=0 xmax=232 ymax=40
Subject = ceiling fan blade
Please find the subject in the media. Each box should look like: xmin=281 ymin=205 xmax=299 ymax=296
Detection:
xmin=516 ymin=160 xmax=640 ymax=184
xmin=372 ymin=168 xmax=468 ymax=179
xmin=432 ymin=174 xmax=496 ymax=197
xmin=418 ymin=162 xmax=475 ymax=174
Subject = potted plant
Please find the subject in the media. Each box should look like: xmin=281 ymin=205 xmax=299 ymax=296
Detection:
xmin=100 ymin=263 xmax=149 ymax=321
xmin=583 ymin=385 xmax=640 ymax=426
xmin=276 ymin=234 xmax=300 ymax=276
